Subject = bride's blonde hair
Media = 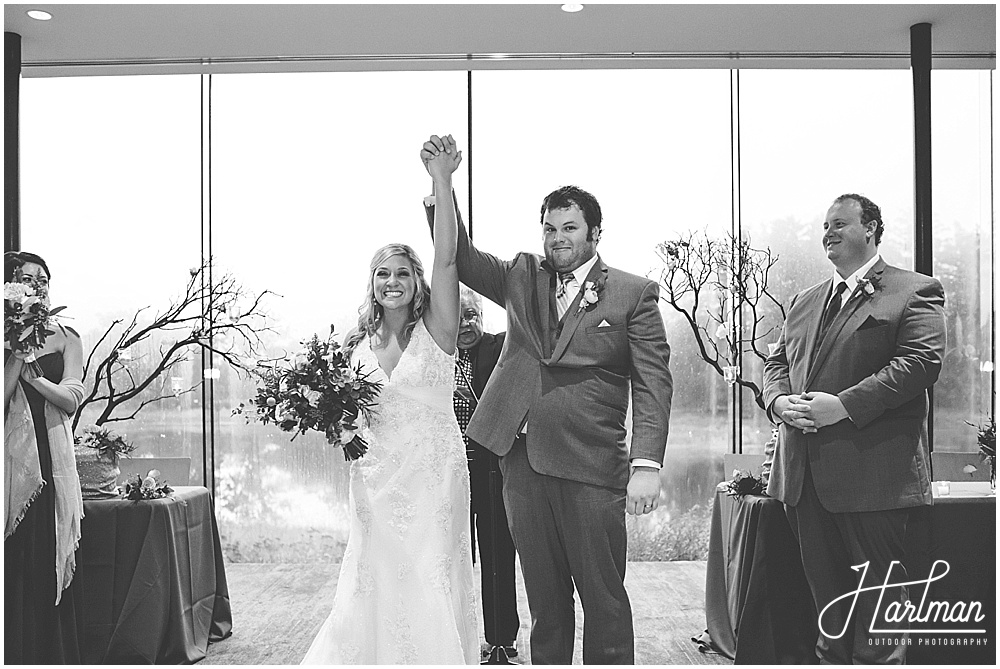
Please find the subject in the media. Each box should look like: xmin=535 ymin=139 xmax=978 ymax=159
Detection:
xmin=344 ymin=244 xmax=431 ymax=357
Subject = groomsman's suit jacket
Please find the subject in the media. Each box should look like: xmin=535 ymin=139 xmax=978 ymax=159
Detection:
xmin=452 ymin=218 xmax=673 ymax=490
xmin=763 ymin=258 xmax=946 ymax=513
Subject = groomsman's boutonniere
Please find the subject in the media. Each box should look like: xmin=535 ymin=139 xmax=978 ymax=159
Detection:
xmin=857 ymin=276 xmax=881 ymax=299
xmin=578 ymin=281 xmax=599 ymax=314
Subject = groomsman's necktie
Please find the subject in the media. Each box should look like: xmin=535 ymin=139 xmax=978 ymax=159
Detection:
xmin=818 ymin=281 xmax=848 ymax=340
xmin=555 ymin=272 xmax=576 ymax=319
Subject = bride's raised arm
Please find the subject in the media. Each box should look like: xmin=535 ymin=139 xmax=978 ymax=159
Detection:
xmin=421 ymin=134 xmax=462 ymax=355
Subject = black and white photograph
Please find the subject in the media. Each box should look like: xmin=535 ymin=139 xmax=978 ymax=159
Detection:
xmin=3 ymin=3 xmax=995 ymax=665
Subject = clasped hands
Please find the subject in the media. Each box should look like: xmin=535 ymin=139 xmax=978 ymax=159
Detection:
xmin=420 ymin=134 xmax=462 ymax=180
xmin=774 ymin=391 xmax=849 ymax=433
xmin=5 ymin=346 xmax=44 ymax=383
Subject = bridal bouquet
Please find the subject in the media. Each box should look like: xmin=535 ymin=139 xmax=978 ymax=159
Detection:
xmin=4 ymin=281 xmax=65 ymax=376
xmin=236 ymin=329 xmax=383 ymax=460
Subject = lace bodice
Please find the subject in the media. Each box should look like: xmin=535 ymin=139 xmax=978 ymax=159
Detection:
xmin=353 ymin=318 xmax=457 ymax=420
xmin=359 ymin=318 xmax=455 ymax=388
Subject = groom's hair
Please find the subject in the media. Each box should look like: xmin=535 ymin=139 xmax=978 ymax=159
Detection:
xmin=540 ymin=186 xmax=602 ymax=242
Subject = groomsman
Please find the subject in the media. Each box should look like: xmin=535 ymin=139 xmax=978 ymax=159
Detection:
xmin=425 ymin=199 xmax=519 ymax=661
xmin=764 ymin=194 xmax=946 ymax=664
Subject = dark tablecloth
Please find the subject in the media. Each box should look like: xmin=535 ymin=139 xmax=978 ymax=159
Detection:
xmin=702 ymin=487 xmax=818 ymax=664
xmin=702 ymin=484 xmax=995 ymax=664
xmin=78 ymin=486 xmax=233 ymax=664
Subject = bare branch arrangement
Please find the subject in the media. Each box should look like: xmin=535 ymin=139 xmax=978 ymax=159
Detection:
xmin=73 ymin=259 xmax=276 ymax=431
xmin=654 ymin=230 xmax=785 ymax=414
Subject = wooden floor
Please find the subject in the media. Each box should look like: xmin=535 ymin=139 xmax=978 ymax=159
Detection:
xmin=202 ymin=560 xmax=731 ymax=665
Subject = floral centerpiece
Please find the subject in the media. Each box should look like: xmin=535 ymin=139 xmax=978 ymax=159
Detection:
xmin=74 ymin=425 xmax=136 ymax=499
xmin=725 ymin=469 xmax=767 ymax=499
xmin=235 ymin=329 xmax=383 ymax=461
xmin=121 ymin=469 xmax=174 ymax=500
xmin=970 ymin=416 xmax=995 ymax=488
xmin=4 ymin=281 xmax=65 ymax=376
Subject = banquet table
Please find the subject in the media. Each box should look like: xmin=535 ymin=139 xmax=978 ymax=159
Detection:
xmin=701 ymin=481 xmax=995 ymax=664
xmin=78 ymin=486 xmax=233 ymax=664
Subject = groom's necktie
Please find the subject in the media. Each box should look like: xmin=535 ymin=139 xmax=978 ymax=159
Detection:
xmin=818 ymin=281 xmax=848 ymax=341
xmin=555 ymin=272 xmax=576 ymax=320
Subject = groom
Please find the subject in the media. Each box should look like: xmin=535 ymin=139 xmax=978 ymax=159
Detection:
xmin=421 ymin=137 xmax=673 ymax=664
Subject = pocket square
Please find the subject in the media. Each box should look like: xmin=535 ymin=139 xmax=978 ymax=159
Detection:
xmin=598 ymin=319 xmax=612 ymax=327
xmin=857 ymin=315 xmax=886 ymax=330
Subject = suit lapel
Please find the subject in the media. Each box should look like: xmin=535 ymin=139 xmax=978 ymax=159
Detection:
xmin=548 ymin=258 xmax=608 ymax=364
xmin=806 ymin=260 xmax=886 ymax=388
xmin=536 ymin=260 xmax=554 ymax=358
xmin=800 ymin=278 xmax=833 ymax=378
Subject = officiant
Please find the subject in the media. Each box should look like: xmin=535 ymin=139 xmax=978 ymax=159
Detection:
xmin=454 ymin=286 xmax=519 ymax=661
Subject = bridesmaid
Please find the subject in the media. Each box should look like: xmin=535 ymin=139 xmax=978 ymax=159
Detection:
xmin=4 ymin=251 xmax=86 ymax=664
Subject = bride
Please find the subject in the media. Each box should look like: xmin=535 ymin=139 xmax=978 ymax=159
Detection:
xmin=302 ymin=136 xmax=478 ymax=664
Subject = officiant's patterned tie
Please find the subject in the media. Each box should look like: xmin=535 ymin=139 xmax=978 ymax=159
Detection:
xmin=556 ymin=272 xmax=576 ymax=320
xmin=453 ymin=349 xmax=475 ymax=460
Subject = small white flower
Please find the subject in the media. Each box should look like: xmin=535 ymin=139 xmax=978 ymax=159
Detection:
xmin=577 ymin=281 xmax=600 ymax=314
xmin=715 ymin=323 xmax=730 ymax=340
xmin=858 ymin=277 xmax=879 ymax=298
xmin=339 ymin=427 xmax=358 ymax=445
xmin=3 ymin=282 xmax=33 ymax=301
xmin=963 ymin=464 xmax=978 ymax=475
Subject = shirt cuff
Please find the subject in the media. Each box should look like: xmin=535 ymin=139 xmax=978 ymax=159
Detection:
xmin=630 ymin=458 xmax=661 ymax=470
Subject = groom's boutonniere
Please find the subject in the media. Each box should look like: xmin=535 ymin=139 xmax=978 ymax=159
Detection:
xmin=578 ymin=281 xmax=599 ymax=314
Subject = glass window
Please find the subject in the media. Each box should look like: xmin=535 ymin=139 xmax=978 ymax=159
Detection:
xmin=20 ymin=75 xmax=204 ymax=482
xmin=471 ymin=69 xmax=732 ymax=557
xmin=738 ymin=70 xmax=916 ymax=451
xmin=210 ymin=71 xmax=468 ymax=561
xmin=931 ymin=70 xmax=994 ymax=451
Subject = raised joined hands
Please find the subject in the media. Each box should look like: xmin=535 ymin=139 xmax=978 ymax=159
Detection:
xmin=420 ymin=134 xmax=462 ymax=180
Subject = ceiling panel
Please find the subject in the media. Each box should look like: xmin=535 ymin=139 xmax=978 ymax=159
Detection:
xmin=4 ymin=3 xmax=995 ymax=77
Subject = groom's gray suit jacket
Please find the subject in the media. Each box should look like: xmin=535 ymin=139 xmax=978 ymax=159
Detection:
xmin=454 ymin=218 xmax=673 ymax=490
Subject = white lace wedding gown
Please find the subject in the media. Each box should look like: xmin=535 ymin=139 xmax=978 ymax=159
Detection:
xmin=302 ymin=318 xmax=479 ymax=665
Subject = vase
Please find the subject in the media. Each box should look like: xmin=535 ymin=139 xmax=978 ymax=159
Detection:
xmin=74 ymin=443 xmax=121 ymax=499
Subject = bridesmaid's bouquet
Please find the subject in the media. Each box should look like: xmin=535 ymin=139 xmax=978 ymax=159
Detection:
xmin=235 ymin=328 xmax=383 ymax=460
xmin=4 ymin=281 xmax=65 ymax=376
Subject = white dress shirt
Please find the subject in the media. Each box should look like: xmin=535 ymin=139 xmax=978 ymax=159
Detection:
xmin=833 ymin=253 xmax=881 ymax=302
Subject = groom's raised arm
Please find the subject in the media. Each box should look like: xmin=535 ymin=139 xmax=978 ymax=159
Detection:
xmin=421 ymin=137 xmax=511 ymax=309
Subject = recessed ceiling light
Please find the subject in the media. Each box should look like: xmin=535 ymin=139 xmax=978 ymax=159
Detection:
xmin=561 ymin=4 xmax=584 ymax=12
xmin=26 ymin=10 xmax=53 ymax=21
